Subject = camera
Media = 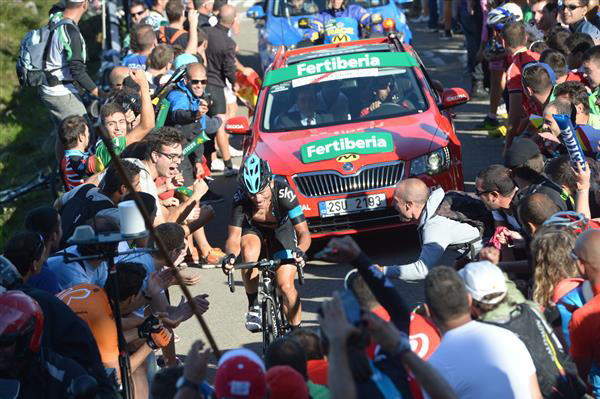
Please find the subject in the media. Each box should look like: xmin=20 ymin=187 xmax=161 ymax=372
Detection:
xmin=200 ymin=91 xmax=213 ymax=108
xmin=111 ymin=88 xmax=142 ymax=116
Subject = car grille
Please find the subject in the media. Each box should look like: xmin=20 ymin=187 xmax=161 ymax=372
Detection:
xmin=293 ymin=161 xmax=404 ymax=198
xmin=307 ymin=208 xmax=401 ymax=234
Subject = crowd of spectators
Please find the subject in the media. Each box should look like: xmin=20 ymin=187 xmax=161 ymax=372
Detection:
xmin=2 ymin=0 xmax=600 ymax=397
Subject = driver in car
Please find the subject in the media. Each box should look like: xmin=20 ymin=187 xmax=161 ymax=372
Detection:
xmin=304 ymin=0 xmax=382 ymax=42
xmin=360 ymin=77 xmax=413 ymax=117
xmin=275 ymin=86 xmax=334 ymax=128
xmin=286 ymin=0 xmax=319 ymax=15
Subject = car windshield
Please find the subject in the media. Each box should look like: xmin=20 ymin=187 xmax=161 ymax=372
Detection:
xmin=261 ymin=66 xmax=428 ymax=132
xmin=272 ymin=0 xmax=390 ymax=17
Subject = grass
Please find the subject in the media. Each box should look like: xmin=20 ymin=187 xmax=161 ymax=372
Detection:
xmin=0 ymin=0 xmax=106 ymax=247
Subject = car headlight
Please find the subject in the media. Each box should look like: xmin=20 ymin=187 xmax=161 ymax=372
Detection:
xmin=266 ymin=43 xmax=278 ymax=57
xmin=409 ymin=147 xmax=451 ymax=176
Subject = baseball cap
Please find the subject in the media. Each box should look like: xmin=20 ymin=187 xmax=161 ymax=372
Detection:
xmin=266 ymin=366 xmax=309 ymax=399
xmin=503 ymin=138 xmax=541 ymax=168
xmin=217 ymin=348 xmax=266 ymax=371
xmin=458 ymin=261 xmax=507 ymax=305
xmin=215 ymin=355 xmax=266 ymax=399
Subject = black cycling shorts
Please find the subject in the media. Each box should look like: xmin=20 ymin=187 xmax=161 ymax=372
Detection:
xmin=241 ymin=219 xmax=298 ymax=259
xmin=205 ymin=84 xmax=227 ymax=116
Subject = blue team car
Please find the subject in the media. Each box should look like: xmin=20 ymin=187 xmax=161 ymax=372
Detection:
xmin=247 ymin=0 xmax=413 ymax=72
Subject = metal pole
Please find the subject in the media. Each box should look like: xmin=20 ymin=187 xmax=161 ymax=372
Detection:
xmin=102 ymin=0 xmax=107 ymax=51
xmin=97 ymin=131 xmax=222 ymax=359
xmin=106 ymin=253 xmax=134 ymax=399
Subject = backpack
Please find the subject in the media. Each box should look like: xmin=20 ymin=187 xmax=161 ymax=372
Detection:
xmin=58 ymin=184 xmax=115 ymax=249
xmin=434 ymin=191 xmax=495 ymax=240
xmin=486 ymin=303 xmax=587 ymax=398
xmin=157 ymin=26 xmax=186 ymax=46
xmin=16 ymin=18 xmax=76 ymax=87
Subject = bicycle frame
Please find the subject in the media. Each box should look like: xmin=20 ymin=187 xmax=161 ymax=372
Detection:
xmin=226 ymin=257 xmax=304 ymax=352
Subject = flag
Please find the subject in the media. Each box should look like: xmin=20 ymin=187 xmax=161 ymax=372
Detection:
xmin=529 ymin=114 xmax=544 ymax=130
xmin=575 ymin=124 xmax=600 ymax=155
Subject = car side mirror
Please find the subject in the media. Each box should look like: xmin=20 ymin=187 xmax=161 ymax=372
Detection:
xmin=439 ymin=88 xmax=470 ymax=110
xmin=226 ymin=116 xmax=251 ymax=135
xmin=298 ymin=17 xmax=310 ymax=28
xmin=247 ymin=5 xmax=265 ymax=19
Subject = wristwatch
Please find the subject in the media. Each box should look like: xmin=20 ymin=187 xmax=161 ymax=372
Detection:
xmin=176 ymin=376 xmax=200 ymax=392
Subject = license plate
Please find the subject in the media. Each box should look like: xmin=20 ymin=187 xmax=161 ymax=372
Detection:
xmin=318 ymin=193 xmax=387 ymax=217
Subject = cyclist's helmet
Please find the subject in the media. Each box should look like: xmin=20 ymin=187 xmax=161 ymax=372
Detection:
xmin=0 ymin=291 xmax=44 ymax=360
xmin=486 ymin=4 xmax=522 ymax=30
xmin=542 ymin=211 xmax=591 ymax=235
xmin=239 ymin=153 xmax=272 ymax=195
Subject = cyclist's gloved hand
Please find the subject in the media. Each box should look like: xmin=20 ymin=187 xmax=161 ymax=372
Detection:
xmin=221 ymin=253 xmax=236 ymax=275
xmin=292 ymin=247 xmax=307 ymax=268
xmin=138 ymin=314 xmax=172 ymax=349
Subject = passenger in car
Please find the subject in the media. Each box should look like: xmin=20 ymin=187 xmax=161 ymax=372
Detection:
xmin=274 ymin=86 xmax=334 ymax=128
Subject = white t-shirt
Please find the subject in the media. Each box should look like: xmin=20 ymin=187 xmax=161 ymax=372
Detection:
xmin=47 ymin=246 xmax=108 ymax=291
xmin=124 ymin=158 xmax=163 ymax=218
xmin=427 ymin=320 xmax=536 ymax=399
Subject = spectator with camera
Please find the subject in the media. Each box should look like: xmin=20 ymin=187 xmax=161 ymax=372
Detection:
xmin=167 ymin=62 xmax=223 ymax=187
xmin=95 ymin=68 xmax=155 ymax=172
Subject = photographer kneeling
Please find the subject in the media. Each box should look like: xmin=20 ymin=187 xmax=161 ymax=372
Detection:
xmin=321 ymin=178 xmax=489 ymax=281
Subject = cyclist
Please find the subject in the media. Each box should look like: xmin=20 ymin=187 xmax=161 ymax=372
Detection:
xmin=304 ymin=0 xmax=382 ymax=43
xmin=222 ymin=154 xmax=311 ymax=332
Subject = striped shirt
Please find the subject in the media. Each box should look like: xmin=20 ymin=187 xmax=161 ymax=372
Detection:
xmin=60 ymin=150 xmax=95 ymax=191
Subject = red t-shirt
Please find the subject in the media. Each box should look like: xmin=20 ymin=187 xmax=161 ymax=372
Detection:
xmin=506 ymin=48 xmax=540 ymax=94
xmin=307 ymin=358 xmax=328 ymax=386
xmin=569 ymin=293 xmax=600 ymax=366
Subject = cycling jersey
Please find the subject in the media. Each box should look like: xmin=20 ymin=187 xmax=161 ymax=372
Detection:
xmin=230 ymin=180 xmax=305 ymax=258
xmin=60 ymin=150 xmax=95 ymax=191
xmin=57 ymin=283 xmax=118 ymax=367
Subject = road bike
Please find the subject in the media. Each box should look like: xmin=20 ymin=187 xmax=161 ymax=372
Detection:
xmin=226 ymin=257 xmax=304 ymax=353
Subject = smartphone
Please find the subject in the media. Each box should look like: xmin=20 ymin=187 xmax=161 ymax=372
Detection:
xmin=339 ymin=289 xmax=362 ymax=325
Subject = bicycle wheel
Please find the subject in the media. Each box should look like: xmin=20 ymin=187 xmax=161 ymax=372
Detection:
xmin=262 ymin=297 xmax=278 ymax=353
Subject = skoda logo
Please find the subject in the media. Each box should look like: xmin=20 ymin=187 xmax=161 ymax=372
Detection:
xmin=342 ymin=162 xmax=354 ymax=171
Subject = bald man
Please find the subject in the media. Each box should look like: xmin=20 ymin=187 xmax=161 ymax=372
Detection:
xmin=323 ymin=179 xmax=482 ymax=281
xmin=109 ymin=66 xmax=129 ymax=91
xmin=569 ymin=229 xmax=600 ymax=395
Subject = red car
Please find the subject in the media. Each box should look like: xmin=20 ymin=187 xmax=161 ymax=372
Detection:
xmin=227 ymin=34 xmax=469 ymax=238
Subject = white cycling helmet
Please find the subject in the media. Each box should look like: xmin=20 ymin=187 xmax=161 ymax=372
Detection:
xmin=502 ymin=2 xmax=524 ymax=21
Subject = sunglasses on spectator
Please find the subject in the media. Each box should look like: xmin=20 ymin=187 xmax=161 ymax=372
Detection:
xmin=190 ymin=79 xmax=208 ymax=85
xmin=159 ymin=152 xmax=183 ymax=161
xmin=131 ymin=10 xmax=147 ymax=16
xmin=559 ymin=4 xmax=583 ymax=11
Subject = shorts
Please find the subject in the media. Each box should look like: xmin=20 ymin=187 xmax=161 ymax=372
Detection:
xmin=489 ymin=59 xmax=505 ymax=72
xmin=205 ymin=84 xmax=227 ymax=115
xmin=241 ymin=219 xmax=298 ymax=259
xmin=224 ymin=81 xmax=236 ymax=105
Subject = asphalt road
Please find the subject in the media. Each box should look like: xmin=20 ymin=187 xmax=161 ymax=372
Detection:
xmin=168 ymin=9 xmax=505 ymax=363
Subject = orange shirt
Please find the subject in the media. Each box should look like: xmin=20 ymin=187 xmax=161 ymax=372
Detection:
xmin=569 ymin=294 xmax=600 ymax=365
xmin=57 ymin=284 xmax=118 ymax=366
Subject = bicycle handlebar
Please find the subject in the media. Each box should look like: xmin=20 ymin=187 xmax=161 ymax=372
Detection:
xmin=226 ymin=258 xmax=304 ymax=293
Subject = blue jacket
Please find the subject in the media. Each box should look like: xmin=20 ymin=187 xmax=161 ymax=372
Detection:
xmin=167 ymin=80 xmax=222 ymax=137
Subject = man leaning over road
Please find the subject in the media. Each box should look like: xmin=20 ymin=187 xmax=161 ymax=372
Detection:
xmin=321 ymin=178 xmax=482 ymax=281
xmin=40 ymin=0 xmax=98 ymax=161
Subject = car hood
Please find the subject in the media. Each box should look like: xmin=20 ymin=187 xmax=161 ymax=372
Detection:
xmin=255 ymin=111 xmax=450 ymax=176
xmin=266 ymin=16 xmax=306 ymax=47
